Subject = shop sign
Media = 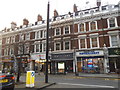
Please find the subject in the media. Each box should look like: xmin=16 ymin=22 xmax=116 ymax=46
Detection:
xmin=31 ymin=53 xmax=46 ymax=60
xmin=108 ymin=48 xmax=120 ymax=55
xmin=76 ymin=50 xmax=104 ymax=57
xmin=51 ymin=53 xmax=73 ymax=60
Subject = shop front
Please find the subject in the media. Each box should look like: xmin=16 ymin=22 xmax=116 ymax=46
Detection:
xmin=31 ymin=53 xmax=50 ymax=73
xmin=76 ymin=50 xmax=104 ymax=74
xmin=51 ymin=53 xmax=73 ymax=74
xmin=108 ymin=48 xmax=120 ymax=74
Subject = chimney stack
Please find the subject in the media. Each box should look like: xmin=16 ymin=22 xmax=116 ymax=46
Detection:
xmin=11 ymin=22 xmax=17 ymax=29
xmin=73 ymin=4 xmax=78 ymax=12
xmin=23 ymin=18 xmax=29 ymax=25
xmin=54 ymin=9 xmax=59 ymax=17
xmin=37 ymin=14 xmax=42 ymax=21
xmin=97 ymin=0 xmax=101 ymax=7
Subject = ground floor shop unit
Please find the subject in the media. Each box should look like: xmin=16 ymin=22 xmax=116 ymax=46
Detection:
xmin=108 ymin=48 xmax=120 ymax=74
xmin=50 ymin=52 xmax=74 ymax=74
xmin=76 ymin=50 xmax=107 ymax=74
xmin=77 ymin=57 xmax=104 ymax=73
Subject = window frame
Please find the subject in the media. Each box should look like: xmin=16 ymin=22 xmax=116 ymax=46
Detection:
xmin=78 ymin=23 xmax=86 ymax=32
xmin=64 ymin=41 xmax=70 ymax=50
xmin=64 ymin=26 xmax=70 ymax=34
xmin=89 ymin=21 xmax=98 ymax=31
xmin=54 ymin=28 xmax=61 ymax=36
xmin=90 ymin=36 xmax=99 ymax=48
xmin=54 ymin=42 xmax=61 ymax=51
xmin=107 ymin=17 xmax=118 ymax=28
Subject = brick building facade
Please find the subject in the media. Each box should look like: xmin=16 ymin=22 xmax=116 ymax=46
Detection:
xmin=1 ymin=2 xmax=120 ymax=74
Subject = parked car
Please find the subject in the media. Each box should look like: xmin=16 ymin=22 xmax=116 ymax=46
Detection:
xmin=0 ymin=71 xmax=15 ymax=90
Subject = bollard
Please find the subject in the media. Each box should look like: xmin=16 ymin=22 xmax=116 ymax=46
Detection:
xmin=26 ymin=71 xmax=35 ymax=88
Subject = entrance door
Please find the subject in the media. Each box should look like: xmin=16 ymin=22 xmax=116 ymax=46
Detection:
xmin=109 ymin=60 xmax=115 ymax=72
xmin=77 ymin=61 xmax=82 ymax=72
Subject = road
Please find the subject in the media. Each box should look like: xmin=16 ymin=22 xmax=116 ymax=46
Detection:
xmin=47 ymin=73 xmax=119 ymax=89
xmin=17 ymin=73 xmax=119 ymax=89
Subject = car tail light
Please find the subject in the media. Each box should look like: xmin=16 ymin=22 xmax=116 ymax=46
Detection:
xmin=0 ymin=75 xmax=6 ymax=78
xmin=11 ymin=76 xmax=15 ymax=80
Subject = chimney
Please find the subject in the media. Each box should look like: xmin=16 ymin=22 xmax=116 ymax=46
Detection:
xmin=37 ymin=14 xmax=42 ymax=21
xmin=23 ymin=18 xmax=29 ymax=25
xmin=54 ymin=9 xmax=59 ymax=17
xmin=97 ymin=0 xmax=101 ymax=7
xmin=11 ymin=22 xmax=17 ymax=29
xmin=73 ymin=4 xmax=78 ymax=12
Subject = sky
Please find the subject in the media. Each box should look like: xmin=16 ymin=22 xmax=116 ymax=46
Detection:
xmin=0 ymin=0 xmax=119 ymax=30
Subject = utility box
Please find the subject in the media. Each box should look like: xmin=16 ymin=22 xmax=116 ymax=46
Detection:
xmin=26 ymin=71 xmax=35 ymax=88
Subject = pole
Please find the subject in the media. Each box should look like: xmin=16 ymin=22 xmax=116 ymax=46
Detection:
xmin=45 ymin=1 xmax=50 ymax=83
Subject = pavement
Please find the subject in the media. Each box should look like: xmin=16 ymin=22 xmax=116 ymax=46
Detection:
xmin=14 ymin=72 xmax=120 ymax=89
xmin=77 ymin=73 xmax=120 ymax=79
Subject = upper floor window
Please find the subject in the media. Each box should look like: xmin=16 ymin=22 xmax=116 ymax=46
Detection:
xmin=40 ymin=43 xmax=42 ymax=52
xmin=79 ymin=23 xmax=85 ymax=32
xmin=36 ymin=31 xmax=40 ymax=39
xmin=108 ymin=18 xmax=117 ymax=28
xmin=89 ymin=21 xmax=97 ymax=31
xmin=9 ymin=47 xmax=14 ymax=55
xmin=43 ymin=30 xmax=46 ymax=38
xmin=79 ymin=38 xmax=86 ymax=49
xmin=24 ymin=44 xmax=29 ymax=54
xmin=55 ymin=42 xmax=61 ymax=51
xmin=55 ymin=28 xmax=61 ymax=36
xmin=20 ymin=34 xmax=24 ymax=41
xmin=11 ymin=36 xmax=15 ymax=43
xmin=25 ymin=33 xmax=30 ymax=40
xmin=35 ymin=44 xmax=39 ymax=52
xmin=64 ymin=26 xmax=70 ymax=34
xmin=64 ymin=41 xmax=70 ymax=50
xmin=43 ymin=42 xmax=46 ymax=52
xmin=40 ymin=30 xmax=43 ymax=38
xmin=90 ymin=37 xmax=99 ymax=48
xmin=6 ymin=37 xmax=10 ymax=44
xmin=110 ymin=35 xmax=119 ymax=47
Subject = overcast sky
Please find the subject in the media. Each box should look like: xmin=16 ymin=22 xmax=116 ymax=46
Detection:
xmin=0 ymin=0 xmax=119 ymax=30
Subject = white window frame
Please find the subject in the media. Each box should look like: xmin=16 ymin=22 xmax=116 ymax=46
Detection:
xmin=107 ymin=17 xmax=118 ymax=28
xmin=40 ymin=30 xmax=43 ymax=38
xmin=54 ymin=42 xmax=61 ymax=51
xmin=19 ymin=34 xmax=24 ymax=41
xmin=42 ymin=42 xmax=46 ymax=52
xmin=11 ymin=36 xmax=15 ymax=43
xmin=78 ymin=23 xmax=86 ymax=33
xmin=78 ymin=37 xmax=87 ymax=49
xmin=63 ymin=26 xmax=70 ymax=34
xmin=108 ymin=31 xmax=120 ymax=47
xmin=25 ymin=33 xmax=30 ymax=40
xmin=90 ymin=36 xmax=99 ymax=48
xmin=35 ymin=44 xmax=40 ymax=53
xmin=63 ymin=41 xmax=70 ymax=50
xmin=6 ymin=37 xmax=10 ymax=44
xmin=54 ymin=28 xmax=61 ymax=36
xmin=36 ymin=31 xmax=40 ymax=39
xmin=89 ymin=21 xmax=98 ymax=31
xmin=43 ymin=30 xmax=46 ymax=38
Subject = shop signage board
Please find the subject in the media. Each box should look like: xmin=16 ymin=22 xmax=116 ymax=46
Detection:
xmin=108 ymin=48 xmax=120 ymax=55
xmin=76 ymin=50 xmax=104 ymax=57
xmin=31 ymin=53 xmax=46 ymax=60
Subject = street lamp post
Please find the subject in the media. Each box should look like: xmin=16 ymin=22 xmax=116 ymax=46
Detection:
xmin=103 ymin=44 xmax=109 ymax=73
xmin=45 ymin=1 xmax=50 ymax=83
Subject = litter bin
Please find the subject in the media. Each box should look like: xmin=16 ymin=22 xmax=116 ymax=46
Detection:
xmin=26 ymin=71 xmax=35 ymax=88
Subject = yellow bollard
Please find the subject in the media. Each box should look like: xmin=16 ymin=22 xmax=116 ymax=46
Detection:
xmin=26 ymin=71 xmax=35 ymax=88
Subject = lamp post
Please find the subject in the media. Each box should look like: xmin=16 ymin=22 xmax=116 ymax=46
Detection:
xmin=45 ymin=1 xmax=50 ymax=83
xmin=103 ymin=44 xmax=109 ymax=73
